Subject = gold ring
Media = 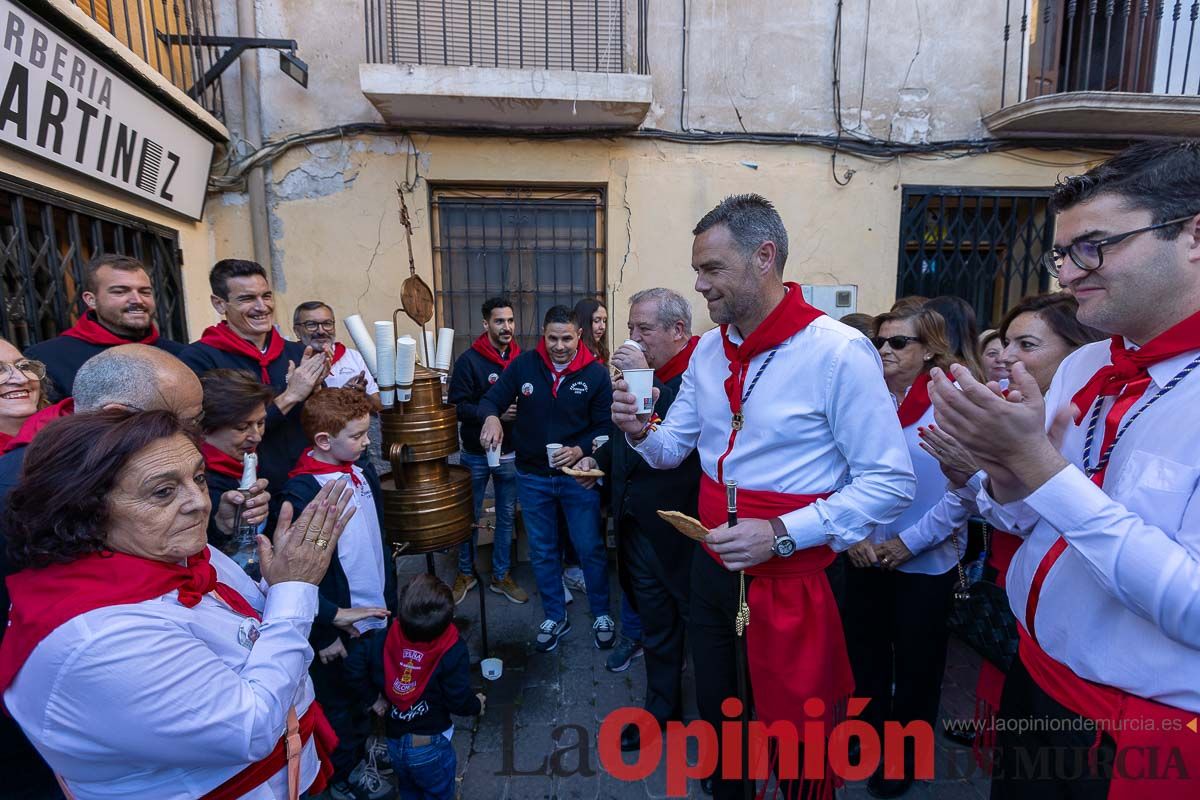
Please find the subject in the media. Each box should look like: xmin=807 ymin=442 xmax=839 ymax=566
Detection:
xmin=315 ymin=538 xmax=329 ymax=549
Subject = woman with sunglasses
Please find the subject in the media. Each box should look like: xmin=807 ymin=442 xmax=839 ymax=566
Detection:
xmin=842 ymin=306 xmax=983 ymax=798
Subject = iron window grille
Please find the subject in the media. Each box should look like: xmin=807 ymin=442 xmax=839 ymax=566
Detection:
xmin=0 ymin=172 xmax=188 ymax=349
xmin=897 ymin=187 xmax=1055 ymax=328
xmin=429 ymin=185 xmax=606 ymax=361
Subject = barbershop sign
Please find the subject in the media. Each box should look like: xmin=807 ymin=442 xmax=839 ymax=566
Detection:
xmin=0 ymin=1 xmax=213 ymax=219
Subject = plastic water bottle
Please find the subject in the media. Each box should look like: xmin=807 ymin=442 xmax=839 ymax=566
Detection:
xmin=230 ymin=453 xmax=259 ymax=571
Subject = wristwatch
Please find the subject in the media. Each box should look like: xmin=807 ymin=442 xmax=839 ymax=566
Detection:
xmin=769 ymin=517 xmax=796 ymax=558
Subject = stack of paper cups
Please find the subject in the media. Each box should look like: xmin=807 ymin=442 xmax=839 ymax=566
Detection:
xmin=374 ymin=321 xmax=396 ymax=407
xmin=345 ymin=315 xmax=378 ymax=378
xmin=395 ymin=336 xmax=416 ymax=403
xmin=421 ymin=330 xmax=436 ymax=367
xmin=435 ymin=328 xmax=454 ymax=371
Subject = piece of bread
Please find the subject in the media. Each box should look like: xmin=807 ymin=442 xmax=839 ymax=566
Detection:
xmin=561 ymin=466 xmax=605 ymax=478
xmin=656 ymin=510 xmax=710 ymax=542
xmin=608 ymin=363 xmax=623 ymax=382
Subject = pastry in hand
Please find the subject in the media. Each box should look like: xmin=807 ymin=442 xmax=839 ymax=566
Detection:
xmin=656 ymin=510 xmax=710 ymax=542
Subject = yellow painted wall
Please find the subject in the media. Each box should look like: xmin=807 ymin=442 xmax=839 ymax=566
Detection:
xmin=207 ymin=135 xmax=1106 ymax=346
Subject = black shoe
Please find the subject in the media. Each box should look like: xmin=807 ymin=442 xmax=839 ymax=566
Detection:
xmin=942 ymin=726 xmax=976 ymax=747
xmin=866 ymin=766 xmax=913 ymax=799
xmin=620 ymin=723 xmax=640 ymax=752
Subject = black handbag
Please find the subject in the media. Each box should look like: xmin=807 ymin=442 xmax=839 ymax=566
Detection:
xmin=945 ymin=522 xmax=1019 ymax=672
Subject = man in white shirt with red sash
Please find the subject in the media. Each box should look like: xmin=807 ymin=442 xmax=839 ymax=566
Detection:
xmin=929 ymin=140 xmax=1200 ymax=800
xmin=612 ymin=194 xmax=915 ymax=799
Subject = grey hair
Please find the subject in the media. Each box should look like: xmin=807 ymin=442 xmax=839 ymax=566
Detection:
xmin=73 ymin=349 xmax=162 ymax=411
xmin=629 ymin=288 xmax=693 ymax=334
xmin=692 ymin=193 xmax=789 ymax=275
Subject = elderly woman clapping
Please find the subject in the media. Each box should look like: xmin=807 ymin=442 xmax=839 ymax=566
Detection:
xmin=0 ymin=408 xmax=356 ymax=799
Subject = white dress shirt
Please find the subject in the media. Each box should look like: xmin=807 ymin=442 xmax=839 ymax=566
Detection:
xmin=311 ymin=467 xmax=388 ymax=634
xmin=633 ymin=316 xmax=915 ymax=550
xmin=326 ymin=347 xmax=379 ymax=394
xmin=962 ymin=339 xmax=1200 ymax=711
xmin=5 ymin=547 xmax=322 ymax=799
xmin=870 ymin=404 xmax=967 ymax=574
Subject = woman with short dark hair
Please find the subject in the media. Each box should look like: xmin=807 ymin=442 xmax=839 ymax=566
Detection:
xmin=0 ymin=408 xmax=355 ymax=799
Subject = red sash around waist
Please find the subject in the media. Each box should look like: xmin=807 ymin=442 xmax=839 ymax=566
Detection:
xmin=1017 ymin=626 xmax=1200 ymax=799
xmin=200 ymin=702 xmax=337 ymax=800
xmin=698 ymin=474 xmax=854 ymax=739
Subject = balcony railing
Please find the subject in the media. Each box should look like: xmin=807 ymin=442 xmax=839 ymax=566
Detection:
xmin=364 ymin=0 xmax=648 ymax=74
xmin=70 ymin=0 xmax=224 ymax=121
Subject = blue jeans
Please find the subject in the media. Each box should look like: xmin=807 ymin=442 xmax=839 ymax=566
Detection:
xmin=621 ymin=594 xmax=643 ymax=642
xmin=457 ymin=451 xmax=517 ymax=580
xmin=516 ymin=470 xmax=610 ymax=622
xmin=387 ymin=734 xmax=456 ymax=800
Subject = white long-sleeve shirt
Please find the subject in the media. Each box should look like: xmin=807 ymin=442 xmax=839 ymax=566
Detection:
xmin=961 ymin=339 xmax=1200 ymax=711
xmin=633 ymin=316 xmax=915 ymax=550
xmin=5 ymin=547 xmax=321 ymax=799
xmin=870 ymin=404 xmax=969 ymax=575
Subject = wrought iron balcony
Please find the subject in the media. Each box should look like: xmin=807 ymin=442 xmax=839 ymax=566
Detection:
xmin=987 ymin=0 xmax=1200 ymax=138
xmin=69 ymin=0 xmax=225 ymax=121
xmin=360 ymin=0 xmax=652 ymax=130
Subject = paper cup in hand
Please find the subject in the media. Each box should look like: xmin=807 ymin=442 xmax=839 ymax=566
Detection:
xmin=481 ymin=657 xmax=503 ymax=680
xmin=487 ymin=444 xmax=501 ymax=468
xmin=623 ymin=369 xmax=655 ymax=415
xmin=546 ymin=443 xmax=563 ymax=468
xmin=592 ymin=435 xmax=609 ymax=453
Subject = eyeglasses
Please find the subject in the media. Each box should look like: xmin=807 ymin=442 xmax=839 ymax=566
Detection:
xmin=0 ymin=359 xmax=46 ymax=384
xmin=1042 ymin=214 xmax=1196 ymax=278
xmin=872 ymin=335 xmax=922 ymax=351
xmin=297 ymin=320 xmax=336 ymax=333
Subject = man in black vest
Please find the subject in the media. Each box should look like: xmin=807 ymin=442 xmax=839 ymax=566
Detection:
xmin=26 ymin=254 xmax=186 ymax=399
xmin=179 ymin=260 xmax=327 ymax=492
xmin=573 ymin=288 xmax=702 ymax=752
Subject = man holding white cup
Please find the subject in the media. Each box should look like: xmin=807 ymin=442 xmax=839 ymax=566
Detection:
xmin=448 ymin=297 xmax=528 ymax=606
xmin=479 ymin=305 xmax=615 ymax=654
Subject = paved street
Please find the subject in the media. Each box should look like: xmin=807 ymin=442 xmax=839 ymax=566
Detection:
xmin=355 ymin=548 xmax=995 ymax=800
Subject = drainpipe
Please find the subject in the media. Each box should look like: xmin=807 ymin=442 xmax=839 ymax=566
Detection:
xmin=236 ymin=0 xmax=272 ymax=275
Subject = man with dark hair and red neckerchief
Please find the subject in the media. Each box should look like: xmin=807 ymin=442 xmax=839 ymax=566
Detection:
xmin=931 ymin=140 xmax=1200 ymax=800
xmin=612 ymin=194 xmax=915 ymax=800
xmin=26 ymin=254 xmax=186 ymax=399
xmin=179 ymin=259 xmax=328 ymax=493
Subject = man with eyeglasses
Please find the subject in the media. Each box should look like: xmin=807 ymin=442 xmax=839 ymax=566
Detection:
xmin=292 ymin=301 xmax=379 ymax=403
xmin=25 ymin=254 xmax=186 ymax=400
xmin=930 ymin=140 xmax=1200 ymax=799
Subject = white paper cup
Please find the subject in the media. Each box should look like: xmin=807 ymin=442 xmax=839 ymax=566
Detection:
xmin=623 ymin=369 xmax=655 ymax=415
xmin=592 ymin=435 xmax=609 ymax=453
xmin=487 ymin=445 xmax=501 ymax=468
xmin=546 ymin=443 xmax=563 ymax=468
xmin=621 ymin=339 xmax=644 ymax=352
xmin=481 ymin=657 xmax=503 ymax=680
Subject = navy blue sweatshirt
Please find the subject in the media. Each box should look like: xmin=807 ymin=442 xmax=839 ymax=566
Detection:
xmin=282 ymin=464 xmax=397 ymax=651
xmin=178 ymin=334 xmax=308 ymax=493
xmin=345 ymin=631 xmax=481 ymax=738
xmin=25 ymin=318 xmax=186 ymax=401
xmin=448 ymin=337 xmax=518 ymax=456
xmin=478 ymin=345 xmax=612 ymax=476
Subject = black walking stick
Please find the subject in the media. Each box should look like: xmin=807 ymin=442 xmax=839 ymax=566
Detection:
xmin=727 ymin=480 xmax=754 ymax=800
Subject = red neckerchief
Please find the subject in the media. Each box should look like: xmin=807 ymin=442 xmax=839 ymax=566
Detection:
xmin=0 ymin=547 xmax=259 ymax=697
xmin=330 ymin=342 xmax=347 ymax=366
xmin=470 ymin=333 xmax=521 ymax=369
xmin=654 ymin=335 xmax=700 ymax=384
xmin=289 ymin=450 xmax=363 ymax=488
xmin=715 ymin=284 xmax=824 ymax=483
xmin=534 ymin=340 xmax=596 ymax=397
xmin=896 ymin=371 xmax=933 ymax=429
xmin=0 ymin=398 xmax=74 ymax=456
xmin=198 ymin=322 xmax=285 ymax=383
xmin=383 ymin=621 xmax=459 ymax=714
xmin=201 ymin=440 xmax=247 ymax=481
xmin=61 ymin=311 xmax=160 ymax=346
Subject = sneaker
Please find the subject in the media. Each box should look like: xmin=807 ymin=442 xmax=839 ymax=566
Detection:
xmin=332 ymin=760 xmax=394 ymax=800
xmin=489 ymin=574 xmax=529 ymax=604
xmin=563 ymin=577 xmax=574 ymax=605
xmin=593 ymin=614 xmax=617 ymax=649
xmin=535 ymin=618 xmax=571 ymax=652
xmin=563 ymin=566 xmax=587 ymax=592
xmin=366 ymin=734 xmax=393 ymax=777
xmin=451 ymin=572 xmax=477 ymax=606
xmin=605 ymin=635 xmax=644 ymax=672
